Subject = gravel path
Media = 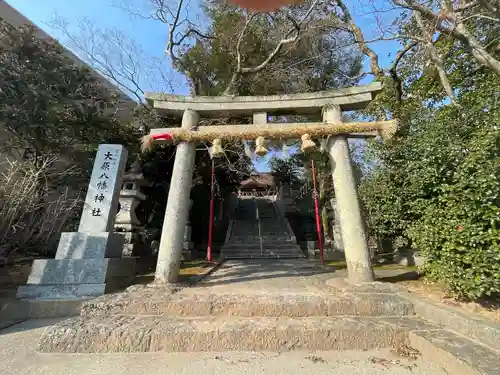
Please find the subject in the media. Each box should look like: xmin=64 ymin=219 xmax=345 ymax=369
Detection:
xmin=0 ymin=318 xmax=448 ymax=375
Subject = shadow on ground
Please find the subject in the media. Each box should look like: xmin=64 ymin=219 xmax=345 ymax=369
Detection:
xmin=376 ymin=271 xmax=422 ymax=283
xmin=0 ymin=318 xmax=65 ymax=335
xmin=199 ymin=260 xmax=336 ymax=287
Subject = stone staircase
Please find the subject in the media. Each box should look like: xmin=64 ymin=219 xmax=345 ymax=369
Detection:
xmin=34 ymin=260 xmax=500 ymax=375
xmin=36 ymin=261 xmax=420 ymax=353
xmin=222 ymin=197 xmax=304 ymax=259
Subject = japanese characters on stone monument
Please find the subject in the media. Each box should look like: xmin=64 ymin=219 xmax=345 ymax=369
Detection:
xmin=80 ymin=145 xmax=127 ymax=232
xmin=17 ymin=144 xmax=136 ymax=300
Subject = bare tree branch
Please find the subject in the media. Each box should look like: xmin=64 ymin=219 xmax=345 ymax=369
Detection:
xmin=454 ymin=1 xmax=480 ymax=13
xmin=414 ymin=11 xmax=457 ymax=105
xmin=476 ymin=0 xmax=500 ymax=21
xmin=334 ymin=0 xmax=384 ymax=77
xmin=118 ymin=0 xmax=212 ymax=68
xmin=223 ymin=0 xmax=322 ymax=95
xmin=223 ymin=13 xmax=257 ymax=96
xmin=389 ymin=41 xmax=418 ymax=106
xmin=391 ymin=0 xmax=500 ymax=74
xmin=50 ymin=14 xmax=178 ymax=102
xmin=117 ymin=0 xmax=212 ymax=94
xmin=50 ymin=16 xmax=145 ymax=102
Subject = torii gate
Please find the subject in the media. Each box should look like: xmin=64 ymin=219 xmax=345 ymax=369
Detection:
xmin=142 ymin=82 xmax=397 ymax=285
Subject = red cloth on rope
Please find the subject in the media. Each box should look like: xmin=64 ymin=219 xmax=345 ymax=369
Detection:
xmin=151 ymin=133 xmax=173 ymax=141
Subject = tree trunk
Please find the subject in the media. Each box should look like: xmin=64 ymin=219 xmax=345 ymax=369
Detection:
xmin=455 ymin=22 xmax=500 ymax=75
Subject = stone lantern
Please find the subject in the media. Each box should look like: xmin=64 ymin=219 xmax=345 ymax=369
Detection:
xmin=115 ymin=160 xmax=148 ymax=256
xmin=182 ymin=198 xmax=194 ymax=260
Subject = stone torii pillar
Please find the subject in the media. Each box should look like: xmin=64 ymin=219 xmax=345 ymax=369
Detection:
xmin=143 ymin=83 xmax=397 ymax=285
xmin=324 ymin=105 xmax=374 ymax=283
xmin=155 ymin=109 xmax=199 ymax=283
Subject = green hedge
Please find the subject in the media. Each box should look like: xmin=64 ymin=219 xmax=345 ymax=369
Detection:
xmin=408 ymin=127 xmax=500 ymax=299
xmin=360 ymin=70 xmax=500 ymax=300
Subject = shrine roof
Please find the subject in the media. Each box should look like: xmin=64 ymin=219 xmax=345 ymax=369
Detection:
xmin=145 ymin=83 xmax=382 ymax=119
xmin=240 ymin=173 xmax=276 ymax=189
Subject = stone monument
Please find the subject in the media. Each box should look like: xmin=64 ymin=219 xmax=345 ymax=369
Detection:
xmin=17 ymin=144 xmax=136 ymax=299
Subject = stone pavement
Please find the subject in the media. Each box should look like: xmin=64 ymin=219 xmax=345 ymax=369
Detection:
xmin=0 ymin=319 xmax=448 ymax=375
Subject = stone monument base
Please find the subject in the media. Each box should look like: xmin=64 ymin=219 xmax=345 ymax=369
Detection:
xmin=54 ymin=232 xmax=125 ymax=259
xmin=17 ymin=232 xmax=137 ymax=300
xmin=17 ymin=258 xmax=136 ymax=300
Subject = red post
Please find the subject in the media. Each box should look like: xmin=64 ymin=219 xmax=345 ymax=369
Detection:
xmin=207 ymin=158 xmax=215 ymax=262
xmin=311 ymin=159 xmax=324 ymax=264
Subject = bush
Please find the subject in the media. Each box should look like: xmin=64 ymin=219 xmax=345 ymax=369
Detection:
xmin=0 ymin=157 xmax=82 ymax=264
xmin=408 ymin=127 xmax=500 ymax=299
xmin=360 ymin=69 xmax=500 ymax=300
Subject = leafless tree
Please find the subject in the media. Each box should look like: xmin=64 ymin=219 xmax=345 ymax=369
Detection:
xmin=113 ymin=0 xmax=212 ymax=94
xmin=50 ymin=14 xmax=177 ymax=103
xmin=414 ymin=11 xmax=457 ymax=104
xmin=221 ymin=0 xmax=323 ymax=95
xmin=115 ymin=0 xmax=373 ymax=98
xmin=328 ymin=0 xmax=499 ymax=105
xmin=391 ymin=0 xmax=500 ymax=74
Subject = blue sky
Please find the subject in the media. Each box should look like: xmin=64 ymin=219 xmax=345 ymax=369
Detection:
xmin=6 ymin=0 xmax=401 ymax=171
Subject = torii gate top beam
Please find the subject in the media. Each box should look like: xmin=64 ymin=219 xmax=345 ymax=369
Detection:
xmin=145 ymin=82 xmax=382 ymax=119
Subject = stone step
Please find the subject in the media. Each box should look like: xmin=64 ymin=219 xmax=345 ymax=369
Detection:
xmin=81 ymin=292 xmax=414 ymax=318
xmin=227 ymin=243 xmax=295 ymax=247
xmin=223 ymin=244 xmax=302 ymax=249
xmin=231 ymin=225 xmax=284 ymax=230
xmin=232 ymin=232 xmax=289 ymax=237
xmin=224 ymin=243 xmax=298 ymax=249
xmin=230 ymin=236 xmax=291 ymax=242
xmin=260 ymin=232 xmax=289 ymax=236
xmin=223 ymin=249 xmax=302 ymax=253
xmin=231 ymin=226 xmax=284 ymax=230
xmin=227 ymin=242 xmax=294 ymax=246
xmin=224 ymin=254 xmax=305 ymax=260
xmin=222 ymin=249 xmax=304 ymax=256
xmin=222 ymin=249 xmax=303 ymax=258
xmin=257 ymin=222 xmax=283 ymax=226
xmin=38 ymin=315 xmax=415 ymax=353
xmin=222 ymin=246 xmax=303 ymax=252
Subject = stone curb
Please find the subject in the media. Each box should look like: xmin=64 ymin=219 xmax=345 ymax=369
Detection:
xmin=409 ymin=329 xmax=499 ymax=375
xmin=0 ymin=317 xmax=28 ymax=331
xmin=1 ymin=298 xmax=90 ymax=322
xmin=324 ymin=279 xmax=500 ymax=374
xmin=399 ymin=293 xmax=500 ymax=353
